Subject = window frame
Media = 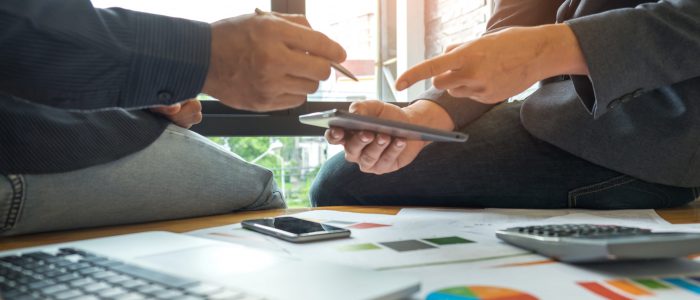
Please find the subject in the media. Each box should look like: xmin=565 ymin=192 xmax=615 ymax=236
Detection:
xmin=192 ymin=0 xmax=412 ymax=137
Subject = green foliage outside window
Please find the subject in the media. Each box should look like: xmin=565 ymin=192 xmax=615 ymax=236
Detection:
xmin=208 ymin=136 xmax=317 ymax=208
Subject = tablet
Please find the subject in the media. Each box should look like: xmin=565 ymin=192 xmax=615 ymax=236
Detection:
xmin=298 ymin=109 xmax=469 ymax=142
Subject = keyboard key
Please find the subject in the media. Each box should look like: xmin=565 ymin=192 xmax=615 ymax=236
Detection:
xmin=41 ymin=283 xmax=69 ymax=295
xmin=54 ymin=260 xmax=76 ymax=268
xmin=77 ymin=266 xmax=103 ymax=275
xmin=66 ymin=262 xmax=92 ymax=271
xmin=1 ymin=288 xmax=26 ymax=298
xmin=28 ymin=279 xmax=55 ymax=289
xmin=153 ymin=289 xmax=184 ymax=299
xmin=91 ymin=270 xmax=119 ymax=279
xmin=44 ymin=269 xmax=68 ymax=278
xmin=7 ymin=293 xmax=37 ymax=300
xmin=113 ymin=293 xmax=147 ymax=300
xmin=104 ymin=275 xmax=132 ymax=284
xmin=68 ymin=277 xmax=96 ymax=287
xmin=70 ymin=296 xmax=101 ymax=300
xmin=98 ymin=287 xmax=128 ymax=298
xmin=82 ymin=282 xmax=112 ymax=293
xmin=54 ymin=289 xmax=83 ymax=300
xmin=56 ymin=273 xmax=82 ymax=283
xmin=136 ymin=284 xmax=166 ymax=295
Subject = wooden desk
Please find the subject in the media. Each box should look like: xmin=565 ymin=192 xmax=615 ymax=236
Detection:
xmin=3 ymin=203 xmax=700 ymax=251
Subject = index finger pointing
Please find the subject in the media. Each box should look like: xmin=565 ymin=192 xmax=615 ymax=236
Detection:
xmin=395 ymin=53 xmax=462 ymax=91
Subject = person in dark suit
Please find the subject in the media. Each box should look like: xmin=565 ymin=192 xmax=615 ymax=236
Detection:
xmin=312 ymin=0 xmax=700 ymax=209
xmin=0 ymin=0 xmax=346 ymax=236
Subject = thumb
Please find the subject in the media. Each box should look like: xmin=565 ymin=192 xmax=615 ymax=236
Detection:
xmin=349 ymin=100 xmax=384 ymax=116
xmin=395 ymin=53 xmax=462 ymax=91
xmin=151 ymin=103 xmax=182 ymax=115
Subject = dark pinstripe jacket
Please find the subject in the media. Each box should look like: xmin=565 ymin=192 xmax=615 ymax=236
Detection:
xmin=424 ymin=0 xmax=700 ymax=187
xmin=0 ymin=0 xmax=210 ymax=174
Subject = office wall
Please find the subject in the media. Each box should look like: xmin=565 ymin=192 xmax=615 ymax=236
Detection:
xmin=424 ymin=0 xmax=491 ymax=59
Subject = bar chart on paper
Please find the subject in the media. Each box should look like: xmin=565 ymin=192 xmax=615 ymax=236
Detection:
xmin=426 ymin=286 xmax=538 ymax=300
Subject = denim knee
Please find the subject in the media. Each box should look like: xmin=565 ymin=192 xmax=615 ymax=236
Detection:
xmin=310 ymin=153 xmax=357 ymax=207
xmin=0 ymin=174 xmax=24 ymax=236
xmin=568 ymin=175 xmax=697 ymax=209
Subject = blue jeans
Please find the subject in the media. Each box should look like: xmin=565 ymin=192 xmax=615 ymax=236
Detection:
xmin=311 ymin=102 xmax=698 ymax=209
xmin=0 ymin=124 xmax=284 ymax=236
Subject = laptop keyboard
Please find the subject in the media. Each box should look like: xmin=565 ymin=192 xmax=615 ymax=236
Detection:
xmin=0 ymin=248 xmax=263 ymax=300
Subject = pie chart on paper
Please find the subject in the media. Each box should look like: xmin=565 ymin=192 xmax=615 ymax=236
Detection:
xmin=426 ymin=286 xmax=539 ymax=300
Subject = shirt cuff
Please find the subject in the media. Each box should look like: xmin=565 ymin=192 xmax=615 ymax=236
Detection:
xmin=414 ymin=88 xmax=496 ymax=130
xmin=121 ymin=9 xmax=211 ymax=108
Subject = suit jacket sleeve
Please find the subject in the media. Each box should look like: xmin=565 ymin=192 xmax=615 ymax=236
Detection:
xmin=416 ymin=0 xmax=564 ymax=129
xmin=566 ymin=0 xmax=700 ymax=118
xmin=0 ymin=0 xmax=210 ymax=110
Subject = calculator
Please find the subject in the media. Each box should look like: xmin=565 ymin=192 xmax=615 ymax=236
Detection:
xmin=495 ymin=224 xmax=700 ymax=263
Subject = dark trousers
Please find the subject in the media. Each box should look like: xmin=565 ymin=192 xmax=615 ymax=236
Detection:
xmin=310 ymin=101 xmax=697 ymax=209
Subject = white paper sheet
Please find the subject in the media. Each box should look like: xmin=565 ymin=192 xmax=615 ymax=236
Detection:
xmin=187 ymin=208 xmax=700 ymax=299
xmin=397 ymin=208 xmax=672 ymax=237
xmin=187 ymin=210 xmax=529 ymax=270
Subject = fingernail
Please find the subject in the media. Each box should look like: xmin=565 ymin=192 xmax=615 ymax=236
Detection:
xmin=377 ymin=137 xmax=386 ymax=145
xmin=396 ymin=140 xmax=406 ymax=148
xmin=360 ymin=135 xmax=370 ymax=143
xmin=331 ymin=128 xmax=340 ymax=139
xmin=396 ymin=81 xmax=408 ymax=91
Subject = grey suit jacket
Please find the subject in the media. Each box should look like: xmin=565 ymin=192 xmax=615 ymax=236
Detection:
xmin=422 ymin=0 xmax=700 ymax=187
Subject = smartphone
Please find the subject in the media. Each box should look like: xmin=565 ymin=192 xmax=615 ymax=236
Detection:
xmin=242 ymin=216 xmax=351 ymax=243
xmin=299 ymin=109 xmax=469 ymax=142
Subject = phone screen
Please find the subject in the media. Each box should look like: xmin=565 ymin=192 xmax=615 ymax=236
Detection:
xmin=243 ymin=217 xmax=349 ymax=235
xmin=242 ymin=217 xmax=351 ymax=242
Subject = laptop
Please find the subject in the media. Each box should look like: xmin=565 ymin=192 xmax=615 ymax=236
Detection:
xmin=0 ymin=231 xmax=419 ymax=300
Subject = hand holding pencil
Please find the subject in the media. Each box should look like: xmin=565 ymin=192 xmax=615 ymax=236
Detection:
xmin=255 ymin=8 xmax=358 ymax=82
xmin=201 ymin=9 xmax=349 ymax=112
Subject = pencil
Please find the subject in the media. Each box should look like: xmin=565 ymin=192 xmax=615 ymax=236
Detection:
xmin=254 ymin=8 xmax=359 ymax=82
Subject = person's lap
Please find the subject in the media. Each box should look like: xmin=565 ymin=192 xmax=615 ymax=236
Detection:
xmin=311 ymin=101 xmax=698 ymax=209
xmin=0 ymin=124 xmax=284 ymax=236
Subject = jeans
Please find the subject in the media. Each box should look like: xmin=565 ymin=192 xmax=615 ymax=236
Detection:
xmin=311 ymin=101 xmax=698 ymax=209
xmin=0 ymin=124 xmax=284 ymax=236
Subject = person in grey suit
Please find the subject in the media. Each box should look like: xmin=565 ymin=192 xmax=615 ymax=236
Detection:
xmin=0 ymin=0 xmax=346 ymax=236
xmin=311 ymin=0 xmax=700 ymax=209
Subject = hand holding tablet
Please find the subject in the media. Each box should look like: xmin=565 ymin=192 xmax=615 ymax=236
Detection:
xmin=299 ymin=109 xmax=468 ymax=142
xmin=300 ymin=100 xmax=466 ymax=175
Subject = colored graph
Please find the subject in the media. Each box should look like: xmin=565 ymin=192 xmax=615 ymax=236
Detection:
xmin=578 ymin=277 xmax=700 ymax=299
xmin=304 ymin=219 xmax=392 ymax=230
xmin=426 ymin=286 xmax=538 ymax=300
xmin=336 ymin=236 xmax=475 ymax=252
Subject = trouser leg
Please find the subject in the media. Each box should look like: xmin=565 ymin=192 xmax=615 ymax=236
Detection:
xmin=0 ymin=124 xmax=284 ymax=236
